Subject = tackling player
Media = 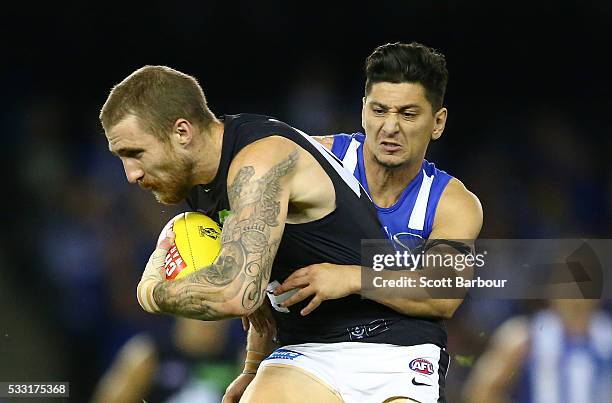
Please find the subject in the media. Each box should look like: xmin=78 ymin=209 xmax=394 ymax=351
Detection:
xmin=225 ymin=42 xmax=483 ymax=403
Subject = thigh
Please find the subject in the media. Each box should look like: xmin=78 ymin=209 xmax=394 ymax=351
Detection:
xmin=241 ymin=364 xmax=343 ymax=403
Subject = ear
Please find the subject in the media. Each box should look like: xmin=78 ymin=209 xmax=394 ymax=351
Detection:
xmin=172 ymin=118 xmax=194 ymax=146
xmin=361 ymin=97 xmax=367 ymax=130
xmin=431 ymin=107 xmax=448 ymax=141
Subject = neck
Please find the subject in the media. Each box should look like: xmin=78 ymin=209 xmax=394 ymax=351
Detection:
xmin=193 ymin=119 xmax=224 ymax=185
xmin=363 ymin=146 xmax=422 ymax=208
xmin=556 ymin=308 xmax=592 ymax=337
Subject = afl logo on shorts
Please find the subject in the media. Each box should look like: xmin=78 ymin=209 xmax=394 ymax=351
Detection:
xmin=409 ymin=358 xmax=434 ymax=375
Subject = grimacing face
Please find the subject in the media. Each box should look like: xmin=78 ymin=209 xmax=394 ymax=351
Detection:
xmin=361 ymin=82 xmax=446 ymax=169
xmin=106 ymin=115 xmax=195 ymax=204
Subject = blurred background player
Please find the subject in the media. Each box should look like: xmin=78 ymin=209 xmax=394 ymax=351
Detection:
xmin=463 ymin=299 xmax=612 ymax=403
xmin=91 ymin=318 xmax=239 ymax=403
xmin=225 ymin=41 xmax=483 ymax=403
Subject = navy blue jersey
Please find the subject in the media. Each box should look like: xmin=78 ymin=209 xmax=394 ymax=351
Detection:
xmin=188 ymin=116 xmax=447 ymax=347
xmin=331 ymin=132 xmax=453 ymax=251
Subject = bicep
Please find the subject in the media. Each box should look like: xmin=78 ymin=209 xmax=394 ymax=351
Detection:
xmin=430 ymin=178 xmax=483 ymax=241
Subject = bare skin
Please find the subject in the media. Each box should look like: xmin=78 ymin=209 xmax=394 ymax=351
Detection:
xmin=462 ymin=317 xmax=529 ymax=403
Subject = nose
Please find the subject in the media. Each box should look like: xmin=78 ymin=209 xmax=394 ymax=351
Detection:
xmin=381 ymin=113 xmax=400 ymax=135
xmin=122 ymin=158 xmax=144 ymax=184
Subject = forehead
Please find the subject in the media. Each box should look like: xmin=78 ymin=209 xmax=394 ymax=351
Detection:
xmin=106 ymin=115 xmax=158 ymax=153
xmin=366 ymin=82 xmax=429 ymax=107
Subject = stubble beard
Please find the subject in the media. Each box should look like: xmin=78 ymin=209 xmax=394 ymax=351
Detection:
xmin=151 ymin=154 xmax=196 ymax=205
xmin=374 ymin=153 xmax=407 ymax=169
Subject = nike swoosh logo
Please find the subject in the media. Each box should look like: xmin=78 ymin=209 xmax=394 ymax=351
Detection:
xmin=412 ymin=378 xmax=432 ymax=387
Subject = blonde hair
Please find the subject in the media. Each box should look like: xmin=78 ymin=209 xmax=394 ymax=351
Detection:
xmin=100 ymin=65 xmax=215 ymax=140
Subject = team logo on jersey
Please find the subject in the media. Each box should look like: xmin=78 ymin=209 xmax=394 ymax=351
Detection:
xmin=409 ymin=358 xmax=434 ymax=375
xmin=392 ymin=232 xmax=424 ymax=252
xmin=265 ymin=348 xmax=304 ymax=361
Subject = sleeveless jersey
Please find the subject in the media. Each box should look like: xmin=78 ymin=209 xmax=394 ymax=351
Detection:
xmin=331 ymin=132 xmax=452 ymax=251
xmin=515 ymin=310 xmax=612 ymax=403
xmin=187 ymin=114 xmax=446 ymax=347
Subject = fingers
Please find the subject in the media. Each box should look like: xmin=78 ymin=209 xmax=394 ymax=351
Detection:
xmin=221 ymin=393 xmax=236 ymax=403
xmin=248 ymin=314 xmax=262 ymax=334
xmin=252 ymin=315 xmax=265 ymax=335
xmin=300 ymin=296 xmax=322 ymax=316
xmin=242 ymin=317 xmax=250 ymax=332
xmin=281 ymin=286 xmax=315 ymax=308
xmin=157 ymin=229 xmax=176 ymax=251
xmin=274 ymin=273 xmax=311 ymax=295
xmin=261 ymin=302 xmax=276 ymax=330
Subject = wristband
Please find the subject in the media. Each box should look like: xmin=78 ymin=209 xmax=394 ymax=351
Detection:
xmin=243 ymin=350 xmax=266 ymax=374
xmin=137 ymin=278 xmax=161 ymax=314
xmin=137 ymin=246 xmax=168 ymax=314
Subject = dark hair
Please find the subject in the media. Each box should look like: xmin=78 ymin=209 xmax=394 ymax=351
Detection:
xmin=365 ymin=42 xmax=448 ymax=111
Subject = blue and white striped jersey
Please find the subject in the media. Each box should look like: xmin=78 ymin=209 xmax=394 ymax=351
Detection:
xmin=517 ymin=310 xmax=612 ymax=403
xmin=331 ymin=132 xmax=453 ymax=250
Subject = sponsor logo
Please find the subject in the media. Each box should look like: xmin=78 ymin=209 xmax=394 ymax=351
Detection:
xmin=409 ymin=358 xmax=434 ymax=375
xmin=411 ymin=377 xmax=432 ymax=387
xmin=198 ymin=225 xmax=220 ymax=240
xmin=347 ymin=319 xmax=389 ymax=340
xmin=265 ymin=349 xmax=304 ymax=361
xmin=165 ymin=245 xmax=186 ymax=280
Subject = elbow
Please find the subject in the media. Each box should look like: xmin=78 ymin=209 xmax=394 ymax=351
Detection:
xmin=439 ymin=310 xmax=455 ymax=320
xmin=436 ymin=300 xmax=461 ymax=320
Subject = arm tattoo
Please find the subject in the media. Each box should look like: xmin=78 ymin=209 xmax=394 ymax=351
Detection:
xmin=153 ymin=150 xmax=298 ymax=320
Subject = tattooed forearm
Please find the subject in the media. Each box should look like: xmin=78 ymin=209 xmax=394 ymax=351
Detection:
xmin=152 ymin=150 xmax=298 ymax=320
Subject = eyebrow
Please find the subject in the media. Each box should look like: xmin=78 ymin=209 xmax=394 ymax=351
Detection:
xmin=109 ymin=147 xmax=145 ymax=157
xmin=370 ymin=101 xmax=422 ymax=111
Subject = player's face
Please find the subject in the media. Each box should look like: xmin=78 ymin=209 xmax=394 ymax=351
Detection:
xmin=362 ymin=82 xmax=447 ymax=169
xmin=106 ymin=115 xmax=195 ymax=204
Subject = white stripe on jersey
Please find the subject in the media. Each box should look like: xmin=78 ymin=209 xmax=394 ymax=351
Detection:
xmin=267 ymin=119 xmax=363 ymax=197
xmin=408 ymin=170 xmax=434 ymax=231
xmin=532 ymin=312 xmax=563 ymax=403
xmin=341 ymin=138 xmax=361 ymax=175
xmin=567 ymin=350 xmax=594 ymax=403
xmin=530 ymin=310 xmax=612 ymax=403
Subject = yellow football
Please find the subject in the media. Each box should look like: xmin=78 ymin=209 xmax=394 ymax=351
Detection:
xmin=158 ymin=212 xmax=222 ymax=280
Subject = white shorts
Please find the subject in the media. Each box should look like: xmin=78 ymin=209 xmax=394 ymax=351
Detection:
xmin=260 ymin=342 xmax=450 ymax=403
